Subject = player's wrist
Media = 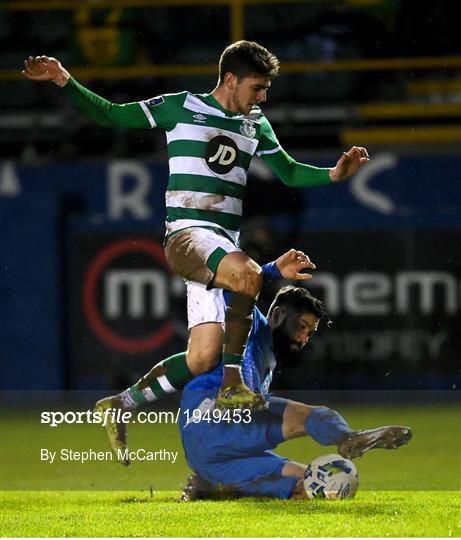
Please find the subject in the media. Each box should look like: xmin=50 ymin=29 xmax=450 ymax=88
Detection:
xmin=328 ymin=167 xmax=340 ymax=182
xmin=52 ymin=70 xmax=70 ymax=88
xmin=261 ymin=261 xmax=282 ymax=280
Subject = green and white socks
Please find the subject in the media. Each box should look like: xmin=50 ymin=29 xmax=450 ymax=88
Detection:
xmin=119 ymin=352 xmax=193 ymax=410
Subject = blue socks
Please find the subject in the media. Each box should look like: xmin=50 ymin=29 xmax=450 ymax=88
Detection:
xmin=267 ymin=399 xmax=354 ymax=447
xmin=267 ymin=396 xmax=290 ymax=417
xmin=306 ymin=407 xmax=353 ymax=446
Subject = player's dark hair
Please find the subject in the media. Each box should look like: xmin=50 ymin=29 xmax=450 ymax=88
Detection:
xmin=218 ymin=40 xmax=280 ymax=84
xmin=268 ymin=286 xmax=326 ymax=321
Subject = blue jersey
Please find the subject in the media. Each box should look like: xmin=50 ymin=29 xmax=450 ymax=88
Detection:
xmin=181 ymin=304 xmax=277 ymax=412
xmin=179 ymin=284 xmax=299 ymax=499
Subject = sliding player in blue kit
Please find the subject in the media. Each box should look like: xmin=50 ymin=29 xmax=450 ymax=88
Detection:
xmin=179 ymin=269 xmax=412 ymax=500
xmin=91 ymin=249 xmax=411 ymax=486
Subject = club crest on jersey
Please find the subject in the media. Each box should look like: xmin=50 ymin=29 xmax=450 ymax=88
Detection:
xmin=240 ymin=119 xmax=256 ymax=139
xmin=146 ymin=96 xmax=164 ymax=107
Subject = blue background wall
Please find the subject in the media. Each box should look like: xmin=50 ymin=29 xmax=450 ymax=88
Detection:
xmin=1 ymin=153 xmax=459 ymax=390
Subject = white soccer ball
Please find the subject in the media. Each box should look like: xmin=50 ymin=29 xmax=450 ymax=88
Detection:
xmin=303 ymin=454 xmax=359 ymax=500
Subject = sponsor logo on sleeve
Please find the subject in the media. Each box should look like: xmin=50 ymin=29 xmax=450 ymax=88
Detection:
xmin=146 ymin=96 xmax=164 ymax=107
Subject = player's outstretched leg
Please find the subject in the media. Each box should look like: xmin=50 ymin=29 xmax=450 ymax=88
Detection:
xmin=94 ymin=352 xmax=193 ymax=465
xmin=337 ymin=425 xmax=412 ymax=459
xmin=164 ymin=231 xmax=265 ymax=410
xmin=213 ymin=253 xmax=266 ymax=410
xmin=274 ymin=400 xmax=412 ymax=460
xmin=216 ymin=290 xmax=265 ymax=410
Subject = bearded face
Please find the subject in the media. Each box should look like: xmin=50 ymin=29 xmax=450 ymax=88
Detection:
xmin=272 ymin=323 xmax=305 ymax=365
xmin=271 ymin=310 xmax=319 ymax=365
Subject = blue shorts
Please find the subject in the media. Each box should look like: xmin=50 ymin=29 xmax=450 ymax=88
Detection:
xmin=180 ymin=397 xmax=299 ymax=499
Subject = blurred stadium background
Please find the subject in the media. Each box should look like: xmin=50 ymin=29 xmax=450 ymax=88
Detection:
xmin=0 ymin=0 xmax=460 ymax=399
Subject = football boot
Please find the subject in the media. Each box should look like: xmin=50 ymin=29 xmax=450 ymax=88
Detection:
xmin=216 ymin=383 xmax=266 ymax=410
xmin=93 ymin=395 xmax=130 ymax=466
xmin=338 ymin=425 xmax=412 ymax=459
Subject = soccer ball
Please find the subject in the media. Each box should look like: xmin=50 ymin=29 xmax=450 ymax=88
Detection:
xmin=303 ymin=454 xmax=359 ymax=500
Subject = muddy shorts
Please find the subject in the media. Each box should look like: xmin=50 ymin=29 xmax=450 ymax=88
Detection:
xmin=164 ymin=227 xmax=241 ymax=328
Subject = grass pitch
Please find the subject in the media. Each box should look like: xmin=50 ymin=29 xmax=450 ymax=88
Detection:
xmin=1 ymin=403 xmax=460 ymax=537
xmin=1 ymin=490 xmax=459 ymax=537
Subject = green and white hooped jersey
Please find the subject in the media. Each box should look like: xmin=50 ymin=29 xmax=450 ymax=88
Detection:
xmin=138 ymin=91 xmax=281 ymax=244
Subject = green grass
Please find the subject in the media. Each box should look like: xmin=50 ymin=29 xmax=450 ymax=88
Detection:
xmin=1 ymin=404 xmax=460 ymax=536
xmin=1 ymin=490 xmax=460 ymax=537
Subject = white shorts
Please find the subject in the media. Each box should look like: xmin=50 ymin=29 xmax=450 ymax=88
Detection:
xmin=165 ymin=227 xmax=242 ymax=328
xmin=186 ymin=280 xmax=226 ymax=329
xmin=165 ymin=226 xmax=241 ymax=286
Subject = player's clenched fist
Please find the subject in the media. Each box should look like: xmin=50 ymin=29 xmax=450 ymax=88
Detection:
xmin=22 ymin=56 xmax=70 ymax=87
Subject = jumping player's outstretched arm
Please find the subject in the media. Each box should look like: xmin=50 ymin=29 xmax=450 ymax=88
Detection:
xmin=22 ymin=56 xmax=150 ymax=129
xmin=265 ymin=146 xmax=370 ymax=184
xmin=256 ymin=116 xmax=370 ymax=185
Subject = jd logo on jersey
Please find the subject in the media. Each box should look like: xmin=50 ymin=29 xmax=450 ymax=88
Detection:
xmin=205 ymin=136 xmax=239 ymax=174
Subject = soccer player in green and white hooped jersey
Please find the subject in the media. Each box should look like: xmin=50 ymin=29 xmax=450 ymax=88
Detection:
xmin=23 ymin=42 xmax=370 ymax=411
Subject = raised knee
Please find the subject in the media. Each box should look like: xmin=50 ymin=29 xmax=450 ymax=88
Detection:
xmin=187 ymin=344 xmax=221 ymax=375
xmin=233 ymin=266 xmax=263 ymax=297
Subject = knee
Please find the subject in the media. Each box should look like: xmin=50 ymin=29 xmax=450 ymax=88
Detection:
xmin=232 ymin=264 xmax=263 ymax=298
xmin=187 ymin=343 xmax=221 ymax=375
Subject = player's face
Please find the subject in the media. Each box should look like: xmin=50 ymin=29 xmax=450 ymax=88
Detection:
xmin=232 ymin=74 xmax=271 ymax=115
xmin=272 ymin=310 xmax=319 ymax=357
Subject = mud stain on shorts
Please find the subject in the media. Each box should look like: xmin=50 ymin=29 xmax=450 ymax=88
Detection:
xmin=165 ymin=229 xmax=214 ymax=285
